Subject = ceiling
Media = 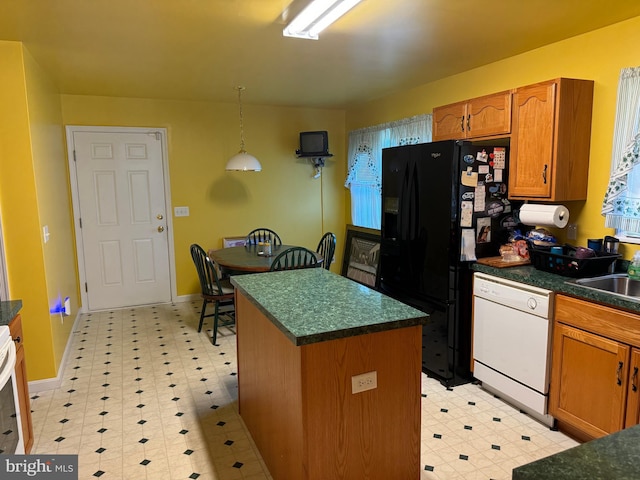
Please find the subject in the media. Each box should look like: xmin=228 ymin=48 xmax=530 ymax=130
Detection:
xmin=2 ymin=0 xmax=640 ymax=108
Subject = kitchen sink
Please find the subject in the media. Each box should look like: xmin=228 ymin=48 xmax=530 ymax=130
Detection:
xmin=567 ymin=273 xmax=640 ymax=301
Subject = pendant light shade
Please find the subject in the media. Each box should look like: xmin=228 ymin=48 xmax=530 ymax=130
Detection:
xmin=226 ymin=86 xmax=262 ymax=172
xmin=226 ymin=151 xmax=262 ymax=171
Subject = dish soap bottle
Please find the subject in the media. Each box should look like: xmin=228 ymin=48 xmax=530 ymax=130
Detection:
xmin=628 ymin=251 xmax=640 ymax=279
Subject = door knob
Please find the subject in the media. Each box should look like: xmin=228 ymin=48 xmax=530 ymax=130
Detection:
xmin=158 ymin=226 xmax=165 ymax=233
xmin=157 ymin=214 xmax=164 ymax=220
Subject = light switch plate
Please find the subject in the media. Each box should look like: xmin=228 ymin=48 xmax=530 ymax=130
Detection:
xmin=174 ymin=206 xmax=190 ymax=217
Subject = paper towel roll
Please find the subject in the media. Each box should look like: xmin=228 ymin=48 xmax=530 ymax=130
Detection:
xmin=518 ymin=204 xmax=570 ymax=228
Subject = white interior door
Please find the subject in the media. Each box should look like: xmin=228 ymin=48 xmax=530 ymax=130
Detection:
xmin=69 ymin=128 xmax=173 ymax=311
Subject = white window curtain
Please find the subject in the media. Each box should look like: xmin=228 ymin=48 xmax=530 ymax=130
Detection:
xmin=602 ymin=67 xmax=640 ymax=235
xmin=345 ymin=114 xmax=432 ymax=229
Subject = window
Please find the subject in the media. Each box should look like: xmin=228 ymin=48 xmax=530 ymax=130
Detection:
xmin=602 ymin=67 xmax=640 ymax=242
xmin=345 ymin=114 xmax=432 ymax=229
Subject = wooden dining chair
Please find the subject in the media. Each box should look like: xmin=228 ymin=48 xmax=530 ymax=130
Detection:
xmin=270 ymin=247 xmax=321 ymax=271
xmin=245 ymin=228 xmax=282 ymax=246
xmin=316 ymin=232 xmax=336 ymax=270
xmin=190 ymin=244 xmax=235 ymax=345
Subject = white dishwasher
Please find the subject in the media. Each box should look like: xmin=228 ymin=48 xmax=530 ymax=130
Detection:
xmin=473 ymin=272 xmax=555 ymax=427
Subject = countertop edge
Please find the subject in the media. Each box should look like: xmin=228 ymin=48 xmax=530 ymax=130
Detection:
xmin=471 ymin=263 xmax=640 ymax=313
xmin=0 ymin=300 xmax=23 ymax=326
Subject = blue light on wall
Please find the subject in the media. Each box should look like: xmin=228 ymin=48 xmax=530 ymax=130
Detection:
xmin=50 ymin=296 xmax=70 ymax=316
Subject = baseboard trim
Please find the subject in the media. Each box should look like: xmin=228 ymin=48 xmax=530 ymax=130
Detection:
xmin=28 ymin=310 xmax=83 ymax=393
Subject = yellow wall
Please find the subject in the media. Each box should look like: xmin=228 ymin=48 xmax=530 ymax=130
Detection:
xmin=61 ymin=95 xmax=347 ymax=295
xmin=0 ymin=41 xmax=58 ymax=379
xmin=347 ymin=16 xmax=640 ymax=258
xmin=22 ymin=47 xmax=79 ymax=373
xmin=7 ymin=16 xmax=640 ymax=382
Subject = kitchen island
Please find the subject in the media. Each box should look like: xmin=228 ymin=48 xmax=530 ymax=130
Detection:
xmin=230 ymin=268 xmax=428 ymax=480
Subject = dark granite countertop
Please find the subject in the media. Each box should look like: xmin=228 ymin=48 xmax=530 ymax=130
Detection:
xmin=472 ymin=263 xmax=640 ymax=314
xmin=0 ymin=300 xmax=22 ymax=326
xmin=230 ymin=268 xmax=428 ymax=346
xmin=512 ymin=423 xmax=640 ymax=479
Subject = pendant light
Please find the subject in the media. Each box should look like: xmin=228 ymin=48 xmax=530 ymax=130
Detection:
xmin=226 ymin=86 xmax=262 ymax=172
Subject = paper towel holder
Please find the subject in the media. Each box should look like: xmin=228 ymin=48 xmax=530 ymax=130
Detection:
xmin=516 ymin=203 xmax=570 ymax=229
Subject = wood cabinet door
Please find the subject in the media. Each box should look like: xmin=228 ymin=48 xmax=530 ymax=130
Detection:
xmin=432 ymin=101 xmax=467 ymax=141
xmin=467 ymin=91 xmax=511 ymax=138
xmin=625 ymin=348 xmax=640 ymax=428
xmin=550 ymin=322 xmax=629 ymax=439
xmin=509 ymin=81 xmax=556 ymax=199
xmin=9 ymin=314 xmax=34 ymax=453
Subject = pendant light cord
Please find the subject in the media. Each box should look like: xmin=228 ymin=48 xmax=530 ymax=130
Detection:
xmin=237 ymin=86 xmax=246 ymax=152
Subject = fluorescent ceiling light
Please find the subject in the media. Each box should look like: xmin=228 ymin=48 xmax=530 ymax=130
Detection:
xmin=283 ymin=0 xmax=363 ymax=40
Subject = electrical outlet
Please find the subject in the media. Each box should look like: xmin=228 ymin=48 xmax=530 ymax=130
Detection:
xmin=567 ymin=223 xmax=577 ymax=240
xmin=351 ymin=371 xmax=377 ymax=394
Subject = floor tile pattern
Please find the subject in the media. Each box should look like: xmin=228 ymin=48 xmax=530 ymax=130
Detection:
xmin=29 ymin=301 xmax=578 ymax=479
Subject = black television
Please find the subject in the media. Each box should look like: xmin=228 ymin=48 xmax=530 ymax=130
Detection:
xmin=297 ymin=131 xmax=330 ymax=156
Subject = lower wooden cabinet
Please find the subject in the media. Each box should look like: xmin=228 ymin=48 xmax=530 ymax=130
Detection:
xmin=550 ymin=295 xmax=640 ymax=440
xmin=626 ymin=349 xmax=640 ymax=427
xmin=9 ymin=314 xmax=34 ymax=453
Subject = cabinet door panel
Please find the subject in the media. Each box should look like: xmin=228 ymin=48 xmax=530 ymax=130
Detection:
xmin=550 ymin=323 xmax=629 ymax=439
xmin=467 ymin=92 xmax=511 ymax=138
xmin=432 ymin=102 xmax=466 ymax=141
xmin=8 ymin=314 xmax=34 ymax=453
xmin=509 ymin=82 xmax=556 ymax=198
xmin=626 ymin=349 xmax=640 ymax=428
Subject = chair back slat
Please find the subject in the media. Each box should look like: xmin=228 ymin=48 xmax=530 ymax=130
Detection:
xmin=190 ymin=244 xmax=224 ymax=296
xmin=245 ymin=228 xmax=282 ymax=246
xmin=316 ymin=232 xmax=336 ymax=270
xmin=270 ymin=247 xmax=320 ymax=271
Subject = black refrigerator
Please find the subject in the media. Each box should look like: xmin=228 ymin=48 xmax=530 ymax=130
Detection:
xmin=378 ymin=140 xmax=517 ymax=387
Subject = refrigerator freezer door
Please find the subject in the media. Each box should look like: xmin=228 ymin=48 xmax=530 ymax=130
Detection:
xmin=379 ymin=141 xmax=462 ymax=303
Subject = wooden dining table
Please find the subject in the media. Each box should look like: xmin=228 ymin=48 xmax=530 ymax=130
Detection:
xmin=208 ymin=244 xmax=323 ymax=275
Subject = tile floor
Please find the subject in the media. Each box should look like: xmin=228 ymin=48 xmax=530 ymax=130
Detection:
xmin=29 ymin=301 xmax=579 ymax=479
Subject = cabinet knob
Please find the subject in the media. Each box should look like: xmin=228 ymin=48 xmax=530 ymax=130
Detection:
xmin=13 ymin=336 xmax=21 ymax=344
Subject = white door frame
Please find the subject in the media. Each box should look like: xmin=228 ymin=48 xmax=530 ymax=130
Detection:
xmin=66 ymin=125 xmax=177 ymax=312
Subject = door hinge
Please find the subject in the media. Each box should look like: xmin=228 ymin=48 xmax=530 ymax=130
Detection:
xmin=85 ymin=282 xmax=88 ymax=292
xmin=79 ymin=218 xmax=82 ymax=228
xmin=73 ymin=150 xmax=77 ymax=162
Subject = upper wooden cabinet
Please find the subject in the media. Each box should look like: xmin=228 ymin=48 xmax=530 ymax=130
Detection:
xmin=508 ymin=78 xmax=594 ymax=201
xmin=432 ymin=91 xmax=512 ymax=141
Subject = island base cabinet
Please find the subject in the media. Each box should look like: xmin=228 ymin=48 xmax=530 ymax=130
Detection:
xmin=236 ymin=292 xmax=422 ymax=480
